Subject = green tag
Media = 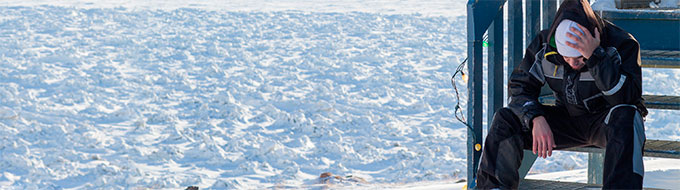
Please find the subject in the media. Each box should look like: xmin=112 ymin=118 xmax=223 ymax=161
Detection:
xmin=550 ymin=34 xmax=556 ymax=48
xmin=482 ymin=41 xmax=489 ymax=47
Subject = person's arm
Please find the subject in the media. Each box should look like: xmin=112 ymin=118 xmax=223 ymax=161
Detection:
xmin=585 ymin=40 xmax=643 ymax=105
xmin=566 ymin=24 xmax=642 ymax=106
xmin=507 ymin=32 xmax=556 ymax=158
xmin=507 ymin=32 xmax=547 ymax=132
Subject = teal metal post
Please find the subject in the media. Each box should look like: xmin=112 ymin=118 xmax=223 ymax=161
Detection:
xmin=526 ymin=0 xmax=541 ymax=46
xmin=516 ymin=0 xmax=541 ymax=180
xmin=542 ymin=0 xmax=557 ymax=29
xmin=518 ymin=151 xmax=538 ymax=179
xmin=538 ymin=0 xmax=557 ymax=97
xmin=466 ymin=0 xmax=506 ymax=188
xmin=588 ymin=152 xmax=605 ymax=184
xmin=487 ymin=8 xmax=504 ymax=128
xmin=467 ymin=0 xmax=505 ymax=188
xmin=507 ymin=0 xmax=523 ymax=82
xmin=466 ymin=14 xmax=484 ymax=190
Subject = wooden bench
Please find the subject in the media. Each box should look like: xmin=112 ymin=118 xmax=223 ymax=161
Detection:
xmin=565 ymin=139 xmax=680 ymax=159
xmin=539 ymin=95 xmax=680 ymax=110
xmin=640 ymin=50 xmax=680 ymax=69
xmin=519 ymin=179 xmax=665 ymax=190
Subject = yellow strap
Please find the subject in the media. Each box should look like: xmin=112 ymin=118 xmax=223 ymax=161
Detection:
xmin=544 ymin=51 xmax=558 ymax=58
xmin=543 ymin=51 xmax=559 ymax=76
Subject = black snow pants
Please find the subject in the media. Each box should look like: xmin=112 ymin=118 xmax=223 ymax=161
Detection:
xmin=476 ymin=105 xmax=645 ymax=189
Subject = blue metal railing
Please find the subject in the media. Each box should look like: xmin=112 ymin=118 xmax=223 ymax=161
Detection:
xmin=466 ymin=0 xmax=680 ymax=188
xmin=465 ymin=0 xmax=560 ymax=188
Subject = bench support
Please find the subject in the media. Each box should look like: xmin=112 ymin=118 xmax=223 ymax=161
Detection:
xmin=588 ymin=152 xmax=605 ymax=184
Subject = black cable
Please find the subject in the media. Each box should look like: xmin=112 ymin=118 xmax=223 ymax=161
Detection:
xmin=450 ymin=33 xmax=488 ymax=143
xmin=451 ymin=58 xmax=468 ymax=126
xmin=451 ymin=57 xmax=475 ymax=142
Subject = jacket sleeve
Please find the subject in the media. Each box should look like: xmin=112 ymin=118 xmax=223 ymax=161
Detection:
xmin=507 ymin=33 xmax=547 ymax=131
xmin=585 ymin=39 xmax=643 ymax=106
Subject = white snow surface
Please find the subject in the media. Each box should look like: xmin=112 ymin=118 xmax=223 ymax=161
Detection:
xmin=0 ymin=1 xmax=679 ymax=189
xmin=1 ymin=0 xmax=467 ymax=17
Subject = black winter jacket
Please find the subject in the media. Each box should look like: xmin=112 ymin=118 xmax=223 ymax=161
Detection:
xmin=507 ymin=0 xmax=647 ymax=130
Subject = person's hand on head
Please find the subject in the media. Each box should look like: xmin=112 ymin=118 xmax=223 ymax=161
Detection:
xmin=565 ymin=23 xmax=600 ymax=59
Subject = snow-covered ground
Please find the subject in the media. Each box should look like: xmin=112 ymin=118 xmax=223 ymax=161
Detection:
xmin=0 ymin=0 xmax=467 ymax=17
xmin=0 ymin=0 xmax=678 ymax=189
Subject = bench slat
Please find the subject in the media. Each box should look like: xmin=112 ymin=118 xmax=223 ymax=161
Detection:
xmin=538 ymin=95 xmax=680 ymax=110
xmin=641 ymin=50 xmax=680 ymax=69
xmin=520 ymin=179 xmax=664 ymax=189
xmin=643 ymin=95 xmax=680 ymax=110
xmin=563 ymin=140 xmax=680 ymax=159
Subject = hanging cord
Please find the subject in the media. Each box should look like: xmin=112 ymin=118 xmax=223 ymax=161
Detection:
xmin=451 ymin=58 xmax=476 ymax=144
xmin=451 ymin=34 xmax=488 ymax=143
xmin=451 ymin=58 xmax=469 ymax=127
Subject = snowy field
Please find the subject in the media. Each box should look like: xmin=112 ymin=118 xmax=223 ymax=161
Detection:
xmin=0 ymin=0 xmax=678 ymax=189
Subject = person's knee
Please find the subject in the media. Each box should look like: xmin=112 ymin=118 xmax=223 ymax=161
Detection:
xmin=606 ymin=106 xmax=637 ymax=130
xmin=491 ymin=108 xmax=516 ymax=124
xmin=489 ymin=108 xmax=522 ymax=136
xmin=605 ymin=106 xmax=639 ymax=143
